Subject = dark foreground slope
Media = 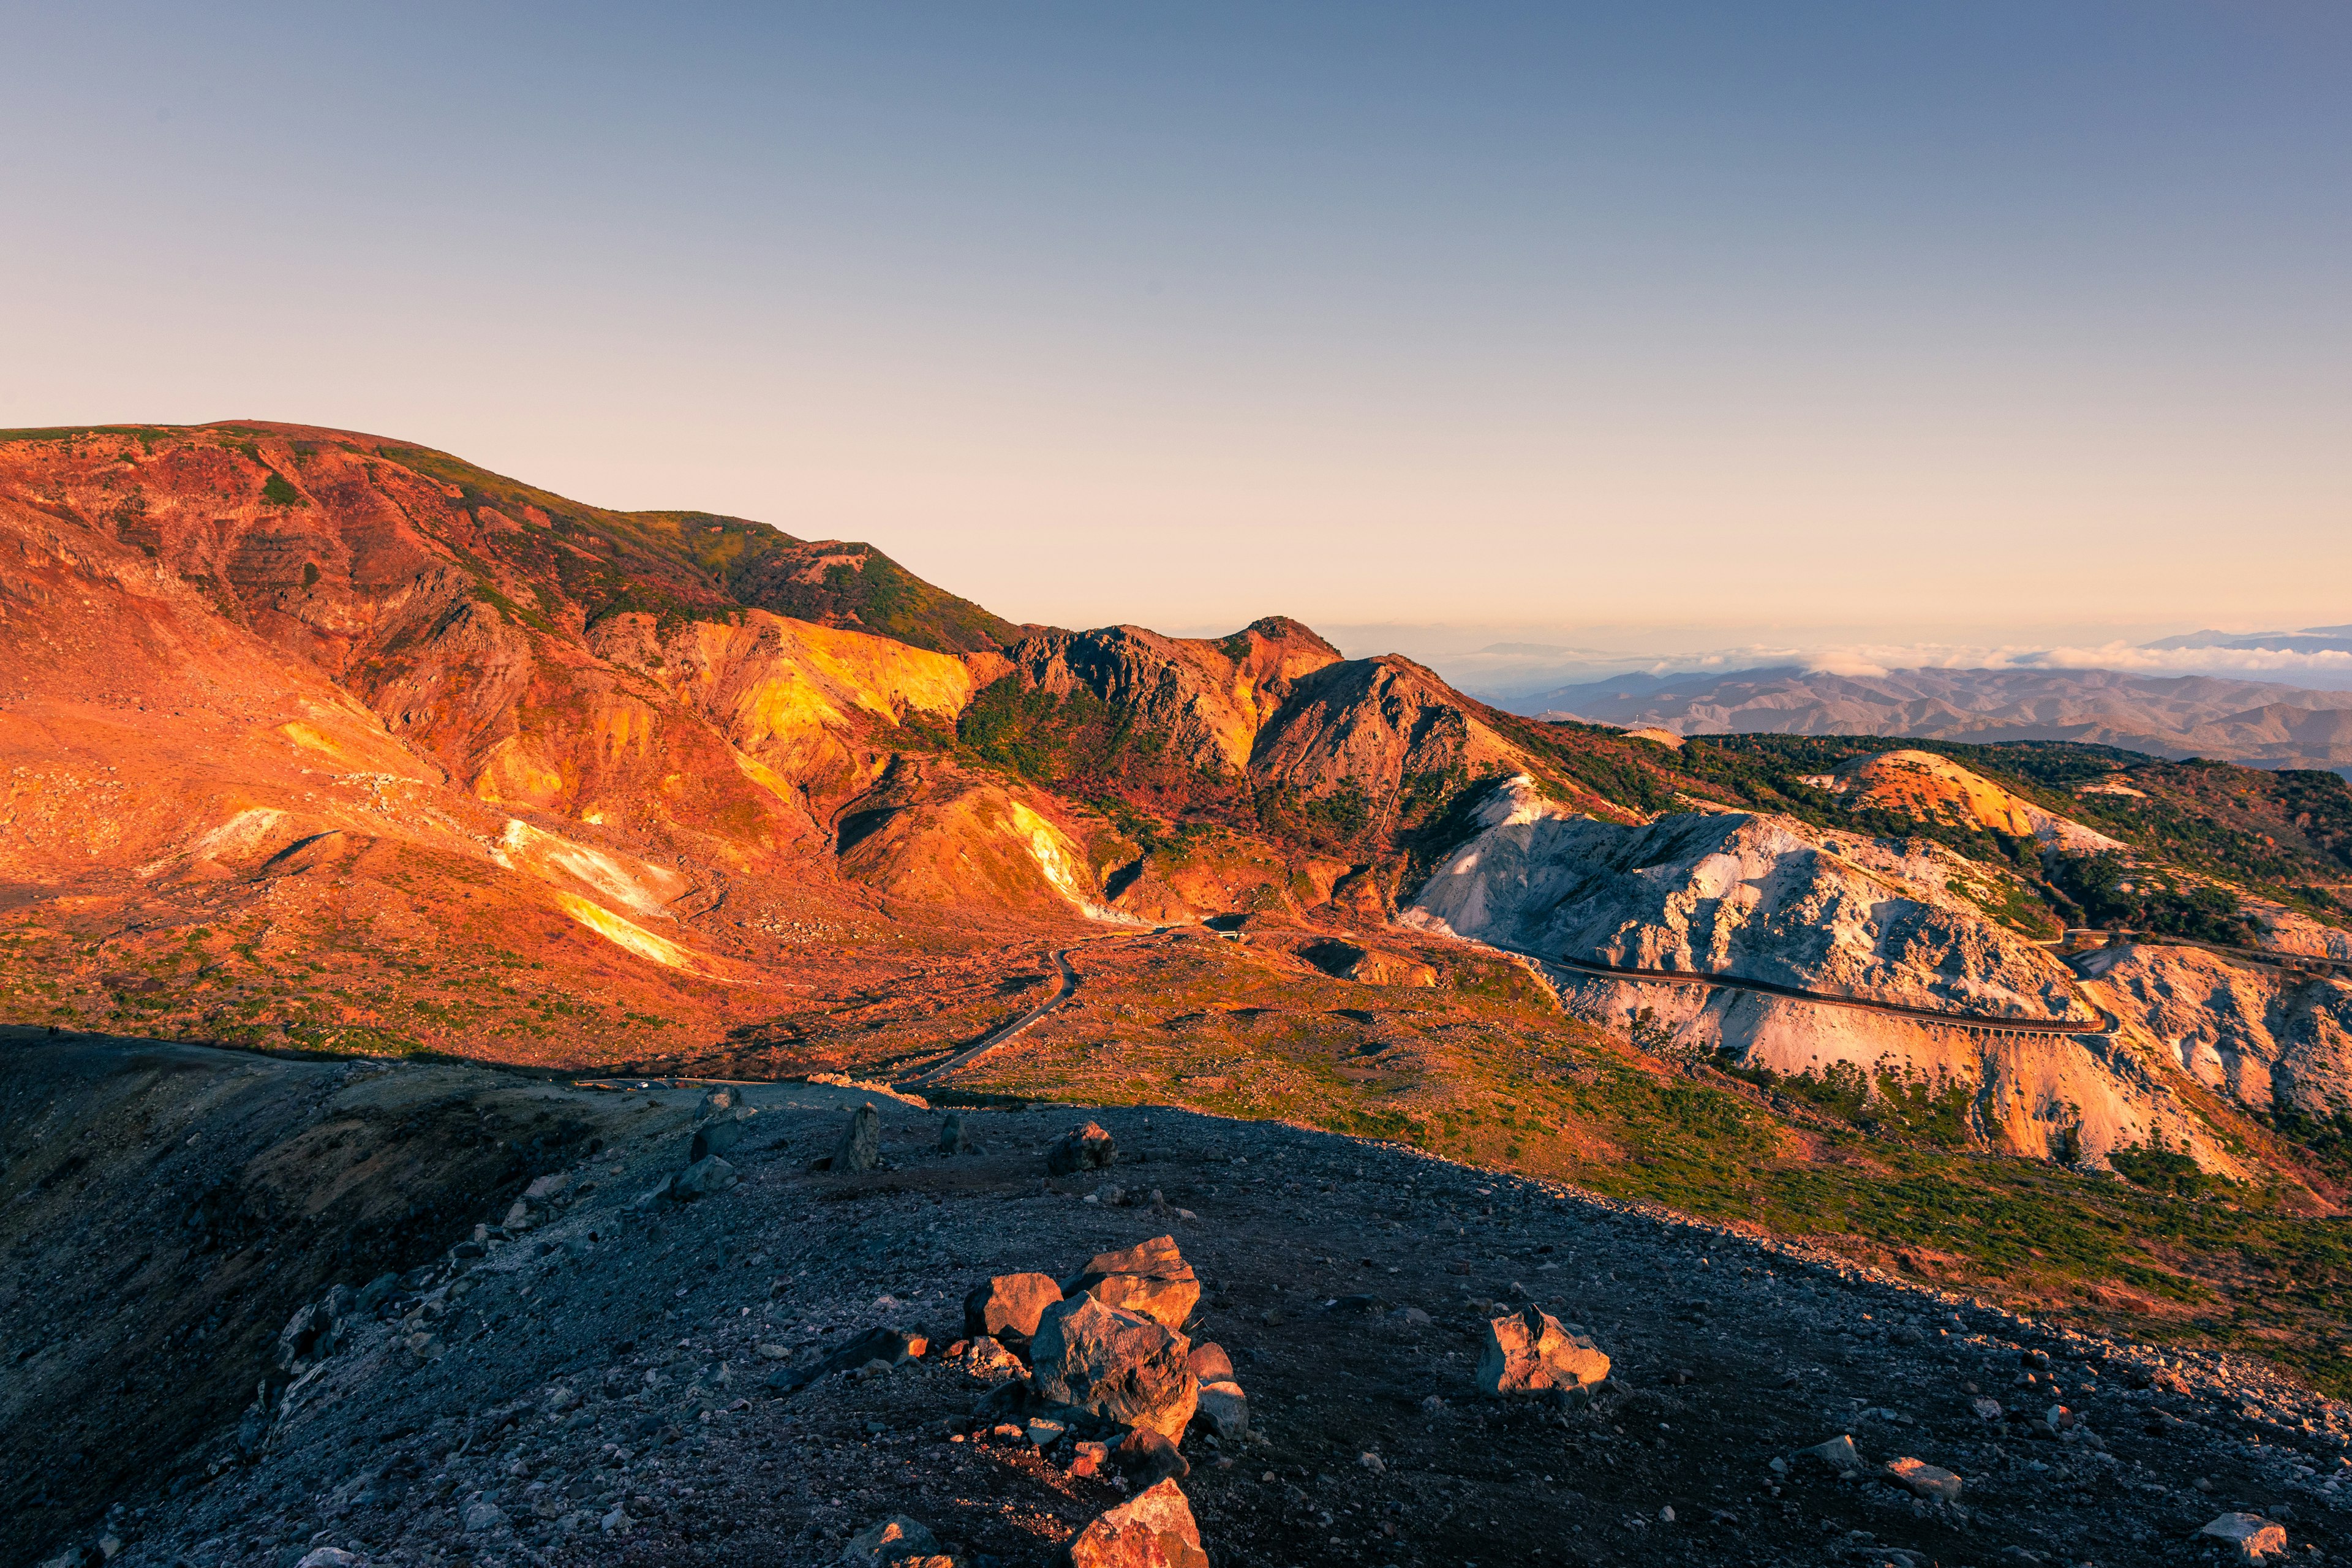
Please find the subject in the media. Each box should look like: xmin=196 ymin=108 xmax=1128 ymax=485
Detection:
xmin=12 ymin=1035 xmax=2351 ymax=1568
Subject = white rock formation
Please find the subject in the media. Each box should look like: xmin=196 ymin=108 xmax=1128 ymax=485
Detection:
xmin=1401 ymin=777 xmax=2244 ymax=1171
xmin=2078 ymin=942 xmax=2352 ymax=1114
xmin=1403 ymin=777 xmax=2095 ymax=1023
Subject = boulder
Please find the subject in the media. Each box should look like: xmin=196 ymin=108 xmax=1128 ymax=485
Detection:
xmin=353 ymin=1272 xmax=401 ymax=1316
xmin=1060 ymin=1478 xmax=1210 ymax=1568
xmin=1884 ymin=1457 xmax=1962 ymax=1501
xmin=819 ymin=1104 xmax=881 ymax=1174
xmin=1029 ymin=1295 xmax=1199 ymax=1439
xmin=1186 ymin=1342 xmax=1234 ymax=1384
xmin=965 ymin=1273 xmax=1064 ymax=1351
xmin=1114 ymin=1427 xmax=1191 ymax=1488
xmin=2199 ymin=1513 xmax=2289 ymax=1562
xmin=276 ymin=1288 xmax=352 ymax=1374
xmin=938 ymin=1114 xmax=974 ymax=1155
xmin=1195 ymin=1381 xmax=1248 ymax=1440
xmin=1795 ymin=1434 xmax=1865 ymax=1477
xmin=462 ymin=1503 xmax=508 ymax=1533
xmin=672 ymin=1156 xmax=737 ymax=1200
xmin=1474 ymin=1305 xmax=1608 ymax=1396
xmin=1065 ymin=1235 xmax=1199 ymax=1332
xmin=841 ymin=1515 xmax=944 ymax=1567
xmin=690 ymin=1114 xmax=752 ymax=1163
xmin=1046 ymin=1121 xmax=1116 ymax=1175
xmin=521 ymin=1171 xmax=570 ymax=1205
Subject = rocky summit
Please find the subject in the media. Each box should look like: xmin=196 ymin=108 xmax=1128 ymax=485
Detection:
xmin=15 ymin=1035 xmax=2352 ymax=1568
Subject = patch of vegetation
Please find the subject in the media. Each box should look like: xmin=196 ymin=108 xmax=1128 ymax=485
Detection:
xmin=259 ymin=471 xmax=304 ymax=508
xmin=2046 ymin=853 xmax=2263 ymax=944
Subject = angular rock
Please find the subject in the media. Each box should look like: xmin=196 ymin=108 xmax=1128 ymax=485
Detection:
xmin=941 ymin=1336 xmax=1026 ymax=1382
xmin=690 ymin=1115 xmax=752 ymax=1163
xmin=1474 ymin=1305 xmax=1609 ymax=1396
xmin=353 ymin=1272 xmax=401 ymax=1316
xmin=521 ymin=1171 xmax=570 ymax=1205
xmin=842 ymin=1515 xmax=943 ymax=1567
xmin=938 ymin=1114 xmax=974 ymax=1155
xmin=276 ymin=1290 xmax=349 ymax=1374
xmin=1029 ymin=1295 xmax=1199 ymax=1439
xmin=295 ymin=1551 xmax=364 ymax=1568
xmin=462 ymin=1502 xmax=508 ymax=1532
xmin=965 ymin=1272 xmax=1063 ymax=1351
xmin=1970 ymin=1396 xmax=2002 ymax=1422
xmin=1068 ymin=1439 xmax=1110 ymax=1478
xmin=1060 ymin=1477 xmax=1210 ymax=1568
xmin=672 ymin=1155 xmax=737 ymax=1200
xmin=1046 ymin=1121 xmax=1116 ymax=1176
xmin=818 ymin=1104 xmax=881 ymax=1174
xmin=1065 ymin=1235 xmax=1199 ymax=1332
xmin=1884 ymin=1457 xmax=1962 ymax=1501
xmin=1795 ymin=1434 xmax=1864 ymax=1476
xmin=1186 ymin=1342 xmax=1234 ymax=1384
xmin=1114 ymin=1427 xmax=1191 ymax=1488
xmin=1196 ymin=1380 xmax=1248 ymax=1439
xmin=2199 ymin=1513 xmax=2288 ymax=1562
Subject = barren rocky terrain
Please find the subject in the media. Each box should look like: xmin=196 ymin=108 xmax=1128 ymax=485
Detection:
xmin=12 ymin=1030 xmax=2352 ymax=1568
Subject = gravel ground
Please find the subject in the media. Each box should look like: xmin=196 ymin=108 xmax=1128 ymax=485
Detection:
xmin=22 ymin=1057 xmax=2352 ymax=1568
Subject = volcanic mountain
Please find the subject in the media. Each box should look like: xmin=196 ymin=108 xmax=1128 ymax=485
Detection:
xmin=7 ymin=417 xmax=2352 ymax=1195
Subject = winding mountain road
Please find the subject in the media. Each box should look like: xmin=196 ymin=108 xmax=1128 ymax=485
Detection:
xmin=891 ymin=947 xmax=1082 ymax=1091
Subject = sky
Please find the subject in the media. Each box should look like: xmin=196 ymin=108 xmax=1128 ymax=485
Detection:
xmin=4 ymin=3 xmax=2348 ymax=670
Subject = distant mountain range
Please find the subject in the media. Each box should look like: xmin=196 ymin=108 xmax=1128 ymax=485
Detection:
xmin=2146 ymin=624 xmax=2352 ymax=655
xmin=1499 ymin=666 xmax=2352 ymax=773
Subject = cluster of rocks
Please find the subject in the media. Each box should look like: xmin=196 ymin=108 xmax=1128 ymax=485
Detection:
xmin=638 ymin=1088 xmax=754 ymax=1203
xmin=791 ymin=1223 xmax=1233 ymax=1567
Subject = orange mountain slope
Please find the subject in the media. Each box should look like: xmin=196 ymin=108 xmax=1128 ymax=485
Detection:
xmin=0 ymin=421 xmax=1728 ymax=1063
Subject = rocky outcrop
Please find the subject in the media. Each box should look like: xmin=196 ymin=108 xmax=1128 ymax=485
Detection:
xmin=2079 ymin=943 xmax=2352 ymax=1115
xmin=1062 ymin=1235 xmax=1200 ymax=1332
xmin=964 ymin=1273 xmax=1064 ymax=1351
xmin=1000 ymin=618 xmax=1342 ymax=774
xmin=1406 ymin=777 xmax=2096 ymax=1024
xmin=1247 ymin=655 xmax=1529 ymax=800
xmin=1404 ymin=776 xmax=2255 ymax=1170
xmin=1059 ymin=1479 xmax=1211 ymax=1568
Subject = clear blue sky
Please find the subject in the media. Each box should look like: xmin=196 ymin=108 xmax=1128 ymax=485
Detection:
xmin=5 ymin=3 xmax=2347 ymax=652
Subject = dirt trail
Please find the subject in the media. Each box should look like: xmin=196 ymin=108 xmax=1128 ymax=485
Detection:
xmin=13 ymin=1033 xmax=2352 ymax=1568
